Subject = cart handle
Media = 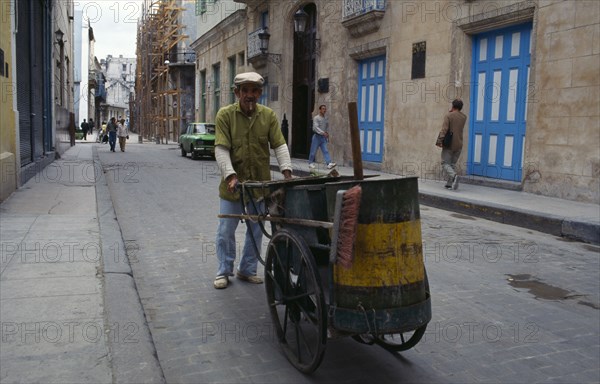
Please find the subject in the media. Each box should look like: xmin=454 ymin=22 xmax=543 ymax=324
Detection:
xmin=218 ymin=214 xmax=333 ymax=229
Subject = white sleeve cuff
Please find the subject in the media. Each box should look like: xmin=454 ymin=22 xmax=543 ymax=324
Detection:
xmin=274 ymin=144 xmax=292 ymax=173
xmin=215 ymin=145 xmax=236 ymax=180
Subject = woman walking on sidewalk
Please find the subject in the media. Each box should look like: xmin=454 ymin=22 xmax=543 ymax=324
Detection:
xmin=117 ymin=119 xmax=129 ymax=152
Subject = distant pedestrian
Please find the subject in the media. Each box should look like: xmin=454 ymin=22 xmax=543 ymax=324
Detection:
xmin=107 ymin=117 xmax=118 ymax=152
xmin=308 ymin=105 xmax=336 ymax=170
xmin=80 ymin=119 xmax=89 ymax=141
xmin=117 ymin=118 xmax=129 ymax=152
xmin=88 ymin=118 xmax=95 ymax=135
xmin=436 ymin=99 xmax=467 ymax=190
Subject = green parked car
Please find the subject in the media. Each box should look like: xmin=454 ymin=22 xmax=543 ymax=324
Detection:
xmin=179 ymin=122 xmax=216 ymax=159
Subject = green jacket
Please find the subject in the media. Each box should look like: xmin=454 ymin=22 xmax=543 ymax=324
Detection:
xmin=215 ymin=102 xmax=286 ymax=201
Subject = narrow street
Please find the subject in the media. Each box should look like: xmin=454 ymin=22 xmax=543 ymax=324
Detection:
xmin=97 ymin=140 xmax=599 ymax=383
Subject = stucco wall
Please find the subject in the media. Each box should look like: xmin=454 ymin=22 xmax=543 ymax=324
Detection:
xmin=312 ymin=0 xmax=599 ymax=203
xmin=524 ymin=0 xmax=600 ymax=202
xmin=196 ymin=0 xmax=245 ymax=38
xmin=195 ymin=0 xmax=599 ymax=203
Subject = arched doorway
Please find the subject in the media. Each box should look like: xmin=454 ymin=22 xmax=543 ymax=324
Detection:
xmin=291 ymin=3 xmax=317 ymax=159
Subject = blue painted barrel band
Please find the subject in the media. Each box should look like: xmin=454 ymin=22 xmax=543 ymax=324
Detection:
xmin=331 ymin=295 xmax=432 ymax=334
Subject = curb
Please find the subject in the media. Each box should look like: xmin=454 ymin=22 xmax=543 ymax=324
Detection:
xmin=270 ymin=164 xmax=599 ymax=245
xmin=417 ymin=194 xmax=599 ymax=245
xmin=94 ymin=146 xmax=166 ymax=383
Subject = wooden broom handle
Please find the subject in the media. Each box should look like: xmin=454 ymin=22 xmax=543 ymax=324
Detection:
xmin=348 ymin=102 xmax=364 ymax=180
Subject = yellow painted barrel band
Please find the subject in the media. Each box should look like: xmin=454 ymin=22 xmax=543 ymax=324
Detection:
xmin=334 ymin=220 xmax=424 ymax=287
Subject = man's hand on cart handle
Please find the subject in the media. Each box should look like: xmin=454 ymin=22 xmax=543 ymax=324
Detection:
xmin=282 ymin=170 xmax=292 ymax=180
xmin=226 ymin=174 xmax=238 ymax=192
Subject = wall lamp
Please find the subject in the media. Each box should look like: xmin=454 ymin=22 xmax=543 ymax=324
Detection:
xmin=257 ymin=27 xmax=281 ymax=66
xmin=55 ymin=29 xmax=65 ymax=46
xmin=293 ymin=8 xmax=320 ymax=56
xmin=294 ymin=9 xmax=308 ymax=34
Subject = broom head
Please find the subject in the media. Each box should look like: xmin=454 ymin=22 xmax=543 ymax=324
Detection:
xmin=336 ymin=185 xmax=362 ymax=269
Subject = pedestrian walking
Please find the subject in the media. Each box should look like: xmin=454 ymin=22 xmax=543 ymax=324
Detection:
xmin=436 ymin=99 xmax=467 ymax=190
xmin=107 ymin=117 xmax=118 ymax=152
xmin=213 ymin=71 xmax=293 ymax=289
xmin=308 ymin=105 xmax=336 ymax=170
xmin=80 ymin=119 xmax=89 ymax=141
xmin=117 ymin=119 xmax=129 ymax=152
xmin=88 ymin=118 xmax=95 ymax=135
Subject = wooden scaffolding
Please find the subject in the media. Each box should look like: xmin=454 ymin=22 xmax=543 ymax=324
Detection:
xmin=135 ymin=0 xmax=187 ymax=143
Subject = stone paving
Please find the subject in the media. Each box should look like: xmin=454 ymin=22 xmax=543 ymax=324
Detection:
xmin=99 ymin=142 xmax=599 ymax=383
xmin=1 ymin=140 xmax=597 ymax=383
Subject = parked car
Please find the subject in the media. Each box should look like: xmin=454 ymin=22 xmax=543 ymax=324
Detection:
xmin=179 ymin=123 xmax=216 ymax=159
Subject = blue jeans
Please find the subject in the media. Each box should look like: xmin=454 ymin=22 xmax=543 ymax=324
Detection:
xmin=216 ymin=198 xmax=264 ymax=277
xmin=108 ymin=131 xmax=117 ymax=151
xmin=308 ymin=134 xmax=332 ymax=164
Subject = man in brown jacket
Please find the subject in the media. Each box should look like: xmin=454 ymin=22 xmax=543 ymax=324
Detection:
xmin=436 ymin=99 xmax=467 ymax=190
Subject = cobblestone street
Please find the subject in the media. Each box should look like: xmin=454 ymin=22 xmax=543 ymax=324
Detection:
xmin=99 ymin=142 xmax=599 ymax=383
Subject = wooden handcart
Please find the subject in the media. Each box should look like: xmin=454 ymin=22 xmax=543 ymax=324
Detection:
xmin=222 ymin=174 xmax=431 ymax=373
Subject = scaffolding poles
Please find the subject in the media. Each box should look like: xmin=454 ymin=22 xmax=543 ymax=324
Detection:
xmin=135 ymin=0 xmax=186 ymax=143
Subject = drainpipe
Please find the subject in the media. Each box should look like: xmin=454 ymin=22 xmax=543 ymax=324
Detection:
xmin=28 ymin=0 xmax=35 ymax=161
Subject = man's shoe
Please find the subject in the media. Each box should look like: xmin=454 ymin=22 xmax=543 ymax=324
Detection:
xmin=452 ymin=175 xmax=459 ymax=190
xmin=308 ymin=163 xmax=316 ymax=169
xmin=213 ymin=275 xmax=229 ymax=289
xmin=236 ymin=272 xmax=263 ymax=284
xmin=444 ymin=184 xmax=452 ymax=189
xmin=327 ymin=162 xmax=336 ymax=169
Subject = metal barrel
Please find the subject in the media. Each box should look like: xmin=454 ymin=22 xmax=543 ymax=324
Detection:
xmin=326 ymin=177 xmax=427 ymax=310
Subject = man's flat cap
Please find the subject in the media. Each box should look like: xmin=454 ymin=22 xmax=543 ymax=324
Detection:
xmin=234 ymin=72 xmax=264 ymax=87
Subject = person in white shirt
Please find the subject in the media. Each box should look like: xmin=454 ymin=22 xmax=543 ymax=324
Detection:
xmin=117 ymin=119 xmax=129 ymax=152
xmin=308 ymin=105 xmax=336 ymax=170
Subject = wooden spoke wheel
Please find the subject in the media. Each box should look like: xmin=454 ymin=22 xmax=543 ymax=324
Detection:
xmin=264 ymin=228 xmax=327 ymax=373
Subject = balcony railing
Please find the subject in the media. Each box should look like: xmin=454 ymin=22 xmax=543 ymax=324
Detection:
xmin=166 ymin=51 xmax=196 ymax=64
xmin=247 ymin=28 xmax=264 ymax=60
xmin=342 ymin=0 xmax=386 ymax=37
xmin=342 ymin=0 xmax=386 ymax=20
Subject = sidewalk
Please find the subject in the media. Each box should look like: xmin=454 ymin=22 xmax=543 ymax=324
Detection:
xmin=0 ymin=143 xmax=163 ymax=383
xmin=272 ymin=158 xmax=600 ymax=245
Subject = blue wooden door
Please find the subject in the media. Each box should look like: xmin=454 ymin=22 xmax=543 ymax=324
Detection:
xmin=358 ymin=55 xmax=386 ymax=163
xmin=468 ymin=24 xmax=532 ymax=181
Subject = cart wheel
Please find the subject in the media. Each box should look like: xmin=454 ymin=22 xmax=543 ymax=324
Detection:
xmin=352 ymin=334 xmax=376 ymax=345
xmin=374 ymin=324 xmax=427 ymax=352
xmin=374 ymin=270 xmax=430 ymax=352
xmin=265 ymin=228 xmax=327 ymax=373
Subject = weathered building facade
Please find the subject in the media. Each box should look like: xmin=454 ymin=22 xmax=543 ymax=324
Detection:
xmin=0 ymin=0 xmax=75 ymax=201
xmin=191 ymin=3 xmax=248 ymax=124
xmin=193 ymin=0 xmax=599 ymax=204
xmin=101 ymin=55 xmax=136 ymax=123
